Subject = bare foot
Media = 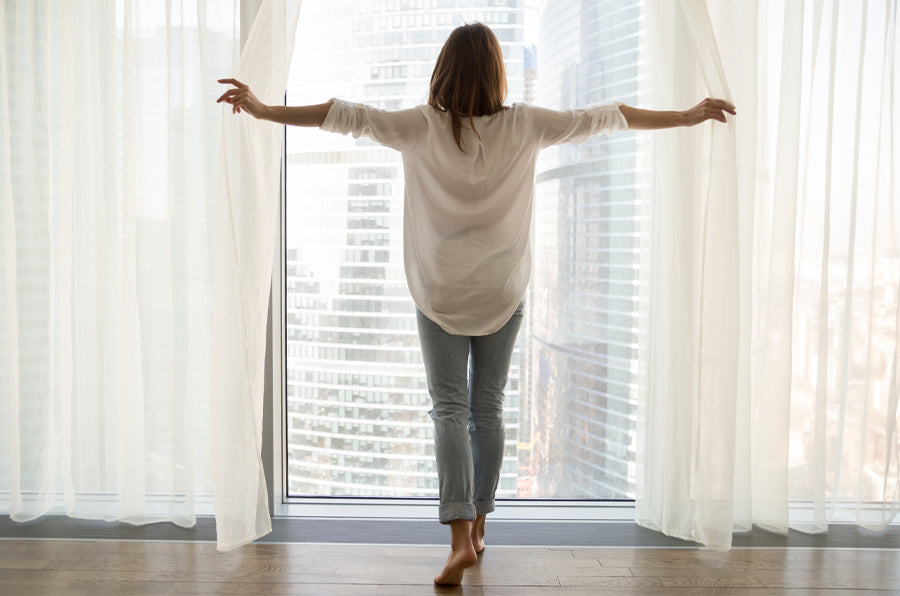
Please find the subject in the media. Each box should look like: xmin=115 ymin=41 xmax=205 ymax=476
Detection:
xmin=434 ymin=520 xmax=478 ymax=585
xmin=471 ymin=514 xmax=486 ymax=553
xmin=433 ymin=543 xmax=478 ymax=585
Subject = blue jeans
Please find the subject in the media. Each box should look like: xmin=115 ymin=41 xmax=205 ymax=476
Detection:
xmin=416 ymin=303 xmax=524 ymax=524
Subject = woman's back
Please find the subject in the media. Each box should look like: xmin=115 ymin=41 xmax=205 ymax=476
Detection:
xmin=322 ymin=100 xmax=628 ymax=335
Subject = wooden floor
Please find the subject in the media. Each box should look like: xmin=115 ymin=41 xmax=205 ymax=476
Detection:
xmin=1 ymin=539 xmax=899 ymax=595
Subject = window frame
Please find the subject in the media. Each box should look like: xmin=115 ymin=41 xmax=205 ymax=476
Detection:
xmin=269 ymin=0 xmax=639 ymax=520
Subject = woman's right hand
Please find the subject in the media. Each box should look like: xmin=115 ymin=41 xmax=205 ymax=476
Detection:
xmin=682 ymin=98 xmax=736 ymax=126
xmin=216 ymin=79 xmax=269 ymax=119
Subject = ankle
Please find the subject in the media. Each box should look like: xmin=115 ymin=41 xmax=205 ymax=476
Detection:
xmin=451 ymin=538 xmax=474 ymax=552
xmin=449 ymin=520 xmax=473 ymax=550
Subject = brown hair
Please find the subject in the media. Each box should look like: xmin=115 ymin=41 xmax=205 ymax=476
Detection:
xmin=428 ymin=23 xmax=507 ymax=152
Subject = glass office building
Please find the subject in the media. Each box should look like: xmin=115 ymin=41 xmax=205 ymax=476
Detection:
xmin=522 ymin=0 xmax=643 ymax=498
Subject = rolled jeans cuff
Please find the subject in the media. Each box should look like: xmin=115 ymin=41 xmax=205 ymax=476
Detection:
xmin=439 ymin=502 xmax=475 ymax=524
xmin=474 ymin=500 xmax=495 ymax=516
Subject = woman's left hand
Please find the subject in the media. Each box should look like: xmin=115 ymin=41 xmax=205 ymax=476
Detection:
xmin=216 ymin=79 xmax=269 ymax=119
xmin=682 ymin=98 xmax=737 ymax=126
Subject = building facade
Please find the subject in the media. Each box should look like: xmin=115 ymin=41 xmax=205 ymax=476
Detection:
xmin=520 ymin=0 xmax=643 ymax=498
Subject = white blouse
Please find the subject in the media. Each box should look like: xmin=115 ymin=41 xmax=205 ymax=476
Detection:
xmin=321 ymin=99 xmax=629 ymax=336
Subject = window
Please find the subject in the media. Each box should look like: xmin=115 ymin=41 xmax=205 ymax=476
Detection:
xmin=284 ymin=0 xmax=643 ymax=500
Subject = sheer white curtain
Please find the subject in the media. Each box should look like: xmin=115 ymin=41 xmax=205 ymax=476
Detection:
xmin=209 ymin=0 xmax=301 ymax=551
xmin=0 ymin=0 xmax=232 ymax=527
xmin=1 ymin=0 xmax=300 ymax=551
xmin=636 ymin=0 xmax=899 ymax=549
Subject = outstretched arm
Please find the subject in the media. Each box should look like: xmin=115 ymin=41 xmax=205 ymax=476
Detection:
xmin=216 ymin=79 xmax=333 ymax=127
xmin=619 ymin=98 xmax=736 ymax=130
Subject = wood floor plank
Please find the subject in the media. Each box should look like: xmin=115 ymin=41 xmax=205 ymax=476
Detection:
xmin=554 ymin=575 xmax=767 ymax=589
xmin=564 ymin=546 xmax=697 ymax=559
xmin=483 ymin=588 xmax=893 ymax=596
xmin=37 ymin=550 xmax=341 ymax=573
xmin=377 ymin=585 xmax=484 ymax=596
xmin=0 ymin=557 xmax=48 ymax=570
xmin=578 ymin=546 xmax=900 ymax=573
xmin=755 ymin=568 xmax=900 ymax=591
xmin=459 ymin=550 xmax=606 ymax=586
xmin=0 ymin=568 xmax=373 ymax=585
xmin=555 ymin=566 xmax=634 ymax=580
xmin=482 ymin=588 xmax=608 ymax=596
xmin=0 ymin=578 xmax=414 ymax=595
xmin=471 ymin=547 xmax=576 ymax=560
xmin=628 ymin=563 xmax=768 ymax=579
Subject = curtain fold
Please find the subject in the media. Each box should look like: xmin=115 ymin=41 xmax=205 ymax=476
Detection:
xmin=636 ymin=0 xmax=744 ymax=550
xmin=637 ymin=0 xmax=900 ymax=549
xmin=209 ymin=0 xmax=301 ymax=551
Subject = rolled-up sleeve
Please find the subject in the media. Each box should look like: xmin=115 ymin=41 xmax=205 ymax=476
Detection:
xmin=320 ymin=99 xmax=428 ymax=153
xmin=528 ymin=103 xmax=629 ymax=148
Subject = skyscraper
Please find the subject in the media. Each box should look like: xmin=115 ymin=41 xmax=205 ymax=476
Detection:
xmin=521 ymin=0 xmax=643 ymax=498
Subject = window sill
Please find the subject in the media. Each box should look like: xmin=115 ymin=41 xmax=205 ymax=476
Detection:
xmin=274 ymin=499 xmax=635 ymax=520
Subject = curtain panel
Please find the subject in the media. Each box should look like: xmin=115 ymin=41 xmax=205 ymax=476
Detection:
xmin=636 ymin=0 xmax=899 ymax=549
xmin=1 ymin=0 xmax=300 ymax=551
xmin=1 ymin=0 xmax=233 ymax=527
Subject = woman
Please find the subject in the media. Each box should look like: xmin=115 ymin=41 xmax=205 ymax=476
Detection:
xmin=218 ymin=22 xmax=735 ymax=586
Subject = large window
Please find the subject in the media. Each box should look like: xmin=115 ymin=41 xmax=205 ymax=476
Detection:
xmin=284 ymin=0 xmax=643 ymax=500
